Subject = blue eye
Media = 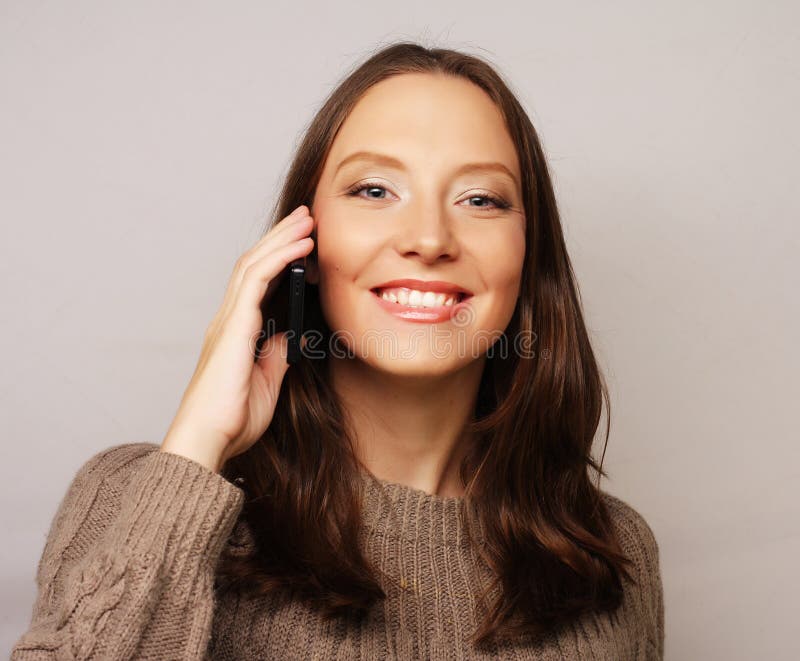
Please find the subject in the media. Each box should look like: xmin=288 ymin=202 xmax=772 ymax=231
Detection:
xmin=345 ymin=181 xmax=511 ymax=210
xmin=463 ymin=194 xmax=510 ymax=210
xmin=346 ymin=183 xmax=389 ymax=200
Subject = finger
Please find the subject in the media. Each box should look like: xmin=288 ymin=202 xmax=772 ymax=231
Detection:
xmin=232 ymin=236 xmax=314 ymax=323
xmin=246 ymin=205 xmax=311 ymax=259
xmin=244 ymin=212 xmax=313 ymax=271
xmin=197 ymin=207 xmax=308 ymax=368
xmin=209 ymin=215 xmax=314 ymax=344
xmin=207 ymin=231 xmax=314 ymax=356
xmin=227 ymin=210 xmax=310 ymax=300
xmin=255 ymin=330 xmax=291 ymax=384
xmin=221 ymin=206 xmax=309 ymax=306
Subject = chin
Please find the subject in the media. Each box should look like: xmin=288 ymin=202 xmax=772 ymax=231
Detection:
xmin=358 ymin=354 xmax=472 ymax=380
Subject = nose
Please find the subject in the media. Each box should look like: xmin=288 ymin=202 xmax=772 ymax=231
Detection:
xmin=393 ymin=200 xmax=460 ymax=264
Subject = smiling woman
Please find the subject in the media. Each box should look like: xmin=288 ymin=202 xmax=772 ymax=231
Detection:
xmin=12 ymin=42 xmax=664 ymax=660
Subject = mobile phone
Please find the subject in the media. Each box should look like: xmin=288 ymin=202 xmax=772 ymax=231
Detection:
xmin=286 ymin=257 xmax=306 ymax=364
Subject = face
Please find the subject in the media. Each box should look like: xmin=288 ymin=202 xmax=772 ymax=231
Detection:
xmin=309 ymin=72 xmax=526 ymax=377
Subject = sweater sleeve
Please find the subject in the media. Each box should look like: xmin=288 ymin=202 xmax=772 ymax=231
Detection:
xmin=10 ymin=442 xmax=245 ymax=661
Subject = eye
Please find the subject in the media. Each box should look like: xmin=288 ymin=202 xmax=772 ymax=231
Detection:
xmin=345 ymin=181 xmax=394 ymax=201
xmin=344 ymin=181 xmax=512 ymax=211
xmin=460 ymin=192 xmax=511 ymax=211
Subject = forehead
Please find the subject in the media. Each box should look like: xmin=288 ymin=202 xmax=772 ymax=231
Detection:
xmin=324 ymin=72 xmax=520 ymax=181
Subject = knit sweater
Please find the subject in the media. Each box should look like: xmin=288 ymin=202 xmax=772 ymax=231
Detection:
xmin=11 ymin=442 xmax=664 ymax=660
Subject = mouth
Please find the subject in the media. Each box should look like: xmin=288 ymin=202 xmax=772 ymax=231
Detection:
xmin=369 ymin=286 xmax=472 ymax=309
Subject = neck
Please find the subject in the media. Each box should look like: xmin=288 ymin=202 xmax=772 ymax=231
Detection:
xmin=328 ymin=354 xmax=486 ymax=498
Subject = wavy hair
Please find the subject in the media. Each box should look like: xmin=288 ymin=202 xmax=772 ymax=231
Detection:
xmin=217 ymin=40 xmax=634 ymax=650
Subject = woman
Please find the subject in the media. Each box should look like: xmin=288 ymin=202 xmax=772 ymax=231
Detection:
xmin=12 ymin=42 xmax=664 ymax=659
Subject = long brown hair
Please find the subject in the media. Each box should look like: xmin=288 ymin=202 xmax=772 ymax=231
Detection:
xmin=218 ymin=40 xmax=634 ymax=650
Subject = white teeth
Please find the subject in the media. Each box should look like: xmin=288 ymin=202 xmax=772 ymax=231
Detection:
xmin=378 ymin=288 xmax=459 ymax=308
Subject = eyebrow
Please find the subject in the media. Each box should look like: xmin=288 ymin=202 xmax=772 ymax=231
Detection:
xmin=334 ymin=150 xmax=519 ymax=188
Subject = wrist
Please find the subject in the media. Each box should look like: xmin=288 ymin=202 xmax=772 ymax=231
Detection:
xmin=160 ymin=429 xmax=226 ymax=474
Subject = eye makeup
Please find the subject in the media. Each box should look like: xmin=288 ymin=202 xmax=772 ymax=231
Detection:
xmin=344 ymin=181 xmax=512 ymax=211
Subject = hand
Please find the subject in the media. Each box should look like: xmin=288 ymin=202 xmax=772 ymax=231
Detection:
xmin=160 ymin=204 xmax=315 ymax=473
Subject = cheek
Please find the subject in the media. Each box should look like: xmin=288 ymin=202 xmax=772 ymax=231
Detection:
xmin=475 ymin=224 xmax=526 ymax=290
xmin=313 ymin=212 xmax=347 ymax=279
xmin=314 ymin=206 xmax=386 ymax=284
xmin=313 ymin=212 xmax=369 ymax=308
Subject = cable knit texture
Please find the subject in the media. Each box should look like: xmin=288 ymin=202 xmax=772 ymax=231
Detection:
xmin=12 ymin=443 xmax=664 ymax=660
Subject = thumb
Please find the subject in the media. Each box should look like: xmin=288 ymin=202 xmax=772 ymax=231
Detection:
xmin=255 ymin=330 xmax=291 ymax=379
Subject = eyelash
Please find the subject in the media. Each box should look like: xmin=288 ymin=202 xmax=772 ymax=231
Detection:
xmin=344 ymin=181 xmax=511 ymax=211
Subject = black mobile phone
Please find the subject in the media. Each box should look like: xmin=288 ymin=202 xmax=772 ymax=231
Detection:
xmin=286 ymin=257 xmax=306 ymax=364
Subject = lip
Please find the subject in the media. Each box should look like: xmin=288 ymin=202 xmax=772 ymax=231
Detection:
xmin=370 ymin=288 xmax=473 ymax=324
xmin=370 ymin=278 xmax=474 ymax=297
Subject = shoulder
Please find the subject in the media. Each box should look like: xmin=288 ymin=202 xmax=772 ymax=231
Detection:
xmin=600 ymin=490 xmax=660 ymax=582
xmin=600 ymin=490 xmax=661 ymax=584
xmin=599 ymin=490 xmax=660 ymax=562
xmin=598 ymin=491 xmax=665 ymax=657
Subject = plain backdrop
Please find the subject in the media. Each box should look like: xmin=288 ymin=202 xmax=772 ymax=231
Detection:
xmin=2 ymin=1 xmax=798 ymax=658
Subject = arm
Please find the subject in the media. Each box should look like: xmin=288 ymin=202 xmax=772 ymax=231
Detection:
xmin=11 ymin=443 xmax=244 ymax=661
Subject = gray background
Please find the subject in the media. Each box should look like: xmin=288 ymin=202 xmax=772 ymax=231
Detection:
xmin=2 ymin=1 xmax=798 ymax=658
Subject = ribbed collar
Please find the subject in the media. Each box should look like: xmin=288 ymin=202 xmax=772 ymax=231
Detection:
xmin=357 ymin=469 xmax=485 ymax=550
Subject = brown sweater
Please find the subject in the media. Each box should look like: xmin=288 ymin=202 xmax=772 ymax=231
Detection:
xmin=11 ymin=443 xmax=664 ymax=660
